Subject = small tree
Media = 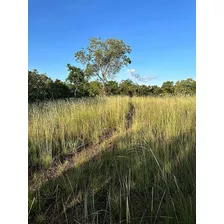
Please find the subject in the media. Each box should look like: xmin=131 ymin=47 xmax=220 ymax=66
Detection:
xmin=66 ymin=64 xmax=89 ymax=97
xmin=74 ymin=37 xmax=132 ymax=95
xmin=28 ymin=69 xmax=53 ymax=102
xmin=161 ymin=81 xmax=174 ymax=95
xmin=151 ymin=85 xmax=162 ymax=96
xmin=119 ymin=79 xmax=136 ymax=96
xmin=105 ymin=81 xmax=120 ymax=95
xmin=174 ymin=78 xmax=196 ymax=95
xmin=48 ymin=79 xmax=71 ymax=99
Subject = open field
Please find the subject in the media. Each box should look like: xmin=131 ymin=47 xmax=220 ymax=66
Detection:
xmin=28 ymin=96 xmax=196 ymax=224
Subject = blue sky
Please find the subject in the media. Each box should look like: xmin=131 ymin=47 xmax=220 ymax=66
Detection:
xmin=28 ymin=0 xmax=195 ymax=86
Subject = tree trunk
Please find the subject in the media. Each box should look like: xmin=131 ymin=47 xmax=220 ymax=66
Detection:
xmin=101 ymin=81 xmax=107 ymax=96
xmin=100 ymin=71 xmax=107 ymax=96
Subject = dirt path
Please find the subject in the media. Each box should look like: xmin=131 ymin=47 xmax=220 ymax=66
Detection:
xmin=29 ymin=129 xmax=118 ymax=192
xmin=29 ymin=101 xmax=136 ymax=192
xmin=125 ymin=101 xmax=135 ymax=130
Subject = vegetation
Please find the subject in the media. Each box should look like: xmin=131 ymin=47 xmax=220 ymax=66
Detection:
xmin=28 ymin=96 xmax=196 ymax=223
xmin=28 ymin=69 xmax=196 ymax=103
xmin=75 ymin=37 xmax=132 ymax=95
xmin=28 ymin=35 xmax=195 ymax=103
xmin=28 ymin=36 xmax=196 ymax=223
xmin=66 ymin=64 xmax=90 ymax=98
xmin=28 ymin=97 xmax=130 ymax=169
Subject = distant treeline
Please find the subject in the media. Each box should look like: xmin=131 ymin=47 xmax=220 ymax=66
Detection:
xmin=28 ymin=68 xmax=196 ymax=103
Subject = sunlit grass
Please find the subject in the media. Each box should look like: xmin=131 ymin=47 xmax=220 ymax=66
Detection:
xmin=29 ymin=97 xmax=130 ymax=168
xmin=28 ymin=96 xmax=196 ymax=223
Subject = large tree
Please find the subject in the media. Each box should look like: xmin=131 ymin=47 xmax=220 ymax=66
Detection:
xmin=74 ymin=37 xmax=132 ymax=95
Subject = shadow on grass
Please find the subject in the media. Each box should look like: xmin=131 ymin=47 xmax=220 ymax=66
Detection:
xmin=29 ymin=129 xmax=195 ymax=224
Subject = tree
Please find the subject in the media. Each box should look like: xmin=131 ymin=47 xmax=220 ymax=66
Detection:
xmin=105 ymin=81 xmax=120 ymax=95
xmin=87 ymin=81 xmax=101 ymax=97
xmin=136 ymin=85 xmax=151 ymax=96
xmin=151 ymin=85 xmax=162 ymax=96
xmin=66 ymin=64 xmax=89 ymax=97
xmin=28 ymin=69 xmax=53 ymax=102
xmin=174 ymin=78 xmax=196 ymax=95
xmin=74 ymin=37 xmax=132 ymax=95
xmin=161 ymin=81 xmax=174 ymax=95
xmin=48 ymin=79 xmax=71 ymax=99
xmin=119 ymin=79 xmax=136 ymax=96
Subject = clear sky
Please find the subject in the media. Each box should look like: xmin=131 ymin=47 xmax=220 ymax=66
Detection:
xmin=28 ymin=0 xmax=195 ymax=86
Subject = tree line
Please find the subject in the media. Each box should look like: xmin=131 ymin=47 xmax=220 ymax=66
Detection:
xmin=29 ymin=37 xmax=196 ymax=103
xmin=28 ymin=68 xmax=196 ymax=103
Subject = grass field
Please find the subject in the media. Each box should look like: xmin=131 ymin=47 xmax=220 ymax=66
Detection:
xmin=28 ymin=96 xmax=196 ymax=224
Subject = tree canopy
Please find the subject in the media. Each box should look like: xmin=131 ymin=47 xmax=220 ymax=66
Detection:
xmin=75 ymin=37 xmax=132 ymax=95
xmin=174 ymin=78 xmax=196 ymax=95
xmin=66 ymin=64 xmax=89 ymax=97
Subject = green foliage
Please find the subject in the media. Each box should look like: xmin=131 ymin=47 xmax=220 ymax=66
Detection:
xmin=161 ymin=81 xmax=175 ymax=95
xmin=48 ymin=79 xmax=71 ymax=99
xmin=174 ymin=78 xmax=196 ymax=95
xmin=151 ymin=85 xmax=162 ymax=96
xmin=28 ymin=69 xmax=53 ymax=103
xmin=136 ymin=84 xmax=151 ymax=96
xmin=66 ymin=64 xmax=89 ymax=97
xmin=29 ymin=68 xmax=196 ymax=102
xmin=66 ymin=64 xmax=86 ymax=84
xmin=75 ymin=37 xmax=132 ymax=95
xmin=29 ymin=37 xmax=196 ymax=102
xmin=105 ymin=81 xmax=120 ymax=95
xmin=119 ymin=79 xmax=136 ymax=96
xmin=87 ymin=81 xmax=102 ymax=97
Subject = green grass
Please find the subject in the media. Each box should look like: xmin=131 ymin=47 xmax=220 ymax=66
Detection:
xmin=28 ymin=96 xmax=196 ymax=223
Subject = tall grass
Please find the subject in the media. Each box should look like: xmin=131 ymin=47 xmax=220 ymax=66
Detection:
xmin=28 ymin=96 xmax=196 ymax=224
xmin=29 ymin=97 xmax=130 ymax=169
